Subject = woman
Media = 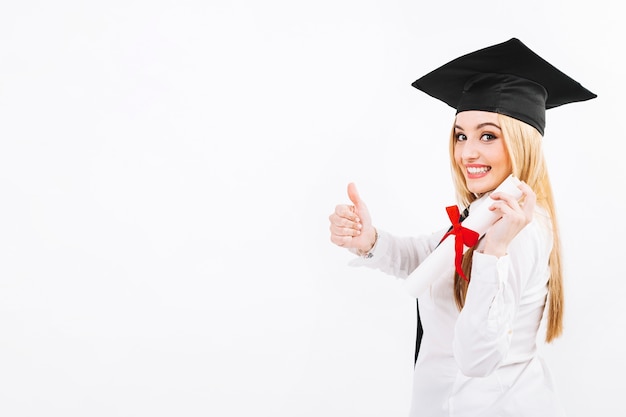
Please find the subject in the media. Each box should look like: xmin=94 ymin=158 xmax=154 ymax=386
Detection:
xmin=328 ymin=38 xmax=596 ymax=416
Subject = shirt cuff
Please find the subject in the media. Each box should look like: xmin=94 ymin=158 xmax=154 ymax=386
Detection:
xmin=471 ymin=251 xmax=510 ymax=285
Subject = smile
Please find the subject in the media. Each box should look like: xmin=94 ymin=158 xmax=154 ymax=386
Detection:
xmin=467 ymin=166 xmax=491 ymax=174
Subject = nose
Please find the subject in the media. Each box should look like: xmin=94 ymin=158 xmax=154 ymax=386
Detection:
xmin=460 ymin=138 xmax=479 ymax=161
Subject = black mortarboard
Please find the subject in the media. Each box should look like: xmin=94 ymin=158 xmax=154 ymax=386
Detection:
xmin=411 ymin=38 xmax=597 ymax=135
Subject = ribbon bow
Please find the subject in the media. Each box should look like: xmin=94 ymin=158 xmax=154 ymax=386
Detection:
xmin=440 ymin=205 xmax=479 ymax=281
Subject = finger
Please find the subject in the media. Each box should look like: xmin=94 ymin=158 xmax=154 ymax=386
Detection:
xmin=518 ymin=182 xmax=536 ymax=219
xmin=335 ymin=204 xmax=359 ymax=221
xmin=488 ymin=200 xmax=516 ymax=216
xmin=347 ymin=182 xmax=363 ymax=209
xmin=490 ymin=191 xmax=520 ymax=206
xmin=330 ymin=223 xmax=362 ymax=237
xmin=488 ymin=201 xmax=510 ymax=220
xmin=330 ymin=234 xmax=353 ymax=247
xmin=329 ymin=212 xmax=361 ymax=230
xmin=492 ymin=192 xmax=529 ymax=217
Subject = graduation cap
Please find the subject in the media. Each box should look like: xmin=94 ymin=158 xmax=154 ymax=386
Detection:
xmin=411 ymin=38 xmax=597 ymax=135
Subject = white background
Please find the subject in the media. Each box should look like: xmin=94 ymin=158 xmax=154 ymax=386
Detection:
xmin=0 ymin=1 xmax=624 ymax=416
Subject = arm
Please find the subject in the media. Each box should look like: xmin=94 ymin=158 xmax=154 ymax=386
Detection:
xmin=452 ymin=219 xmax=551 ymax=376
xmin=349 ymin=229 xmax=446 ymax=279
xmin=329 ymin=183 xmax=446 ymax=279
xmin=452 ymin=183 xmax=550 ymax=376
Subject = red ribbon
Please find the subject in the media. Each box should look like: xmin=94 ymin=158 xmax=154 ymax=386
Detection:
xmin=440 ymin=205 xmax=479 ymax=282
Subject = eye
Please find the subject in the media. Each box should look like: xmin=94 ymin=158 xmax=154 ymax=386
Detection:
xmin=480 ymin=133 xmax=497 ymax=142
xmin=455 ymin=133 xmax=467 ymax=142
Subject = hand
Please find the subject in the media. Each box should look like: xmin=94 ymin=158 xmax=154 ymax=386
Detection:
xmin=482 ymin=182 xmax=537 ymax=257
xmin=329 ymin=183 xmax=377 ymax=252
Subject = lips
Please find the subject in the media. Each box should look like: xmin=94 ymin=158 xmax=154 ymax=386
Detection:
xmin=466 ymin=165 xmax=491 ymax=178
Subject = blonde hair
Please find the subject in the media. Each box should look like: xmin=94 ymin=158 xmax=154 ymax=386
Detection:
xmin=449 ymin=113 xmax=564 ymax=343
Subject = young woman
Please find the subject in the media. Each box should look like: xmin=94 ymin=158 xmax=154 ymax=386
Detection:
xmin=328 ymin=38 xmax=596 ymax=416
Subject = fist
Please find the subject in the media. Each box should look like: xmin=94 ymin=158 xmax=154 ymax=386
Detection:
xmin=483 ymin=182 xmax=537 ymax=257
xmin=329 ymin=183 xmax=377 ymax=253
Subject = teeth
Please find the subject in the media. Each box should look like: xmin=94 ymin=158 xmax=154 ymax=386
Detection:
xmin=467 ymin=166 xmax=490 ymax=174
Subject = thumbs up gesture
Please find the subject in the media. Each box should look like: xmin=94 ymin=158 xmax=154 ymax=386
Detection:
xmin=329 ymin=183 xmax=378 ymax=253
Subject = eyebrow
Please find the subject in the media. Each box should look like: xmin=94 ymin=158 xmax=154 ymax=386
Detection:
xmin=454 ymin=122 xmax=502 ymax=131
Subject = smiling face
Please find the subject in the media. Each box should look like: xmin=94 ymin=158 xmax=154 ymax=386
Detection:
xmin=453 ymin=111 xmax=513 ymax=195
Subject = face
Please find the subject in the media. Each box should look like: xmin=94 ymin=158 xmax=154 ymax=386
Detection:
xmin=454 ymin=111 xmax=512 ymax=195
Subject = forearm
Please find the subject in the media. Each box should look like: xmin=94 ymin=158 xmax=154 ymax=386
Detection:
xmin=349 ymin=229 xmax=445 ymax=279
xmin=452 ymin=252 xmax=515 ymax=376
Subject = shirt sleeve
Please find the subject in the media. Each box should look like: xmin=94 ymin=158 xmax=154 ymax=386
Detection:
xmin=348 ymin=229 xmax=447 ymax=279
xmin=452 ymin=216 xmax=552 ymax=377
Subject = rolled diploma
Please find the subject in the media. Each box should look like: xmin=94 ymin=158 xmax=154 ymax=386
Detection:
xmin=404 ymin=175 xmax=523 ymax=298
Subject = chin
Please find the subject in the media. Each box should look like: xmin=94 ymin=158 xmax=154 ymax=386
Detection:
xmin=465 ymin=179 xmax=494 ymax=195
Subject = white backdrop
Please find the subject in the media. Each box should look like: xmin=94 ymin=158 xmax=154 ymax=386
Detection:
xmin=1 ymin=1 xmax=624 ymax=416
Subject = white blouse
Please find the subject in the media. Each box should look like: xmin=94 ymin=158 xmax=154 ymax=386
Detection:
xmin=349 ymin=195 xmax=566 ymax=417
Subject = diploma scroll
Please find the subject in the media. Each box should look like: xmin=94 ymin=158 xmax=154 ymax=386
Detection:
xmin=404 ymin=175 xmax=523 ymax=298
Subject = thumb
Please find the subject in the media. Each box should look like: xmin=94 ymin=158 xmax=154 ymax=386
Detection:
xmin=347 ymin=182 xmax=363 ymax=208
xmin=347 ymin=182 xmax=373 ymax=229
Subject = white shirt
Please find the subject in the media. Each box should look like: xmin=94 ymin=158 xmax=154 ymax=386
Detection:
xmin=349 ymin=195 xmax=565 ymax=417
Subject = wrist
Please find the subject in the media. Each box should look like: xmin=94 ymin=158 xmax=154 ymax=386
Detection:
xmin=357 ymin=228 xmax=378 ymax=258
xmin=482 ymin=242 xmax=507 ymax=258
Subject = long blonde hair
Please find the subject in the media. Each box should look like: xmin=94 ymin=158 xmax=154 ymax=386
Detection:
xmin=448 ymin=113 xmax=564 ymax=343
